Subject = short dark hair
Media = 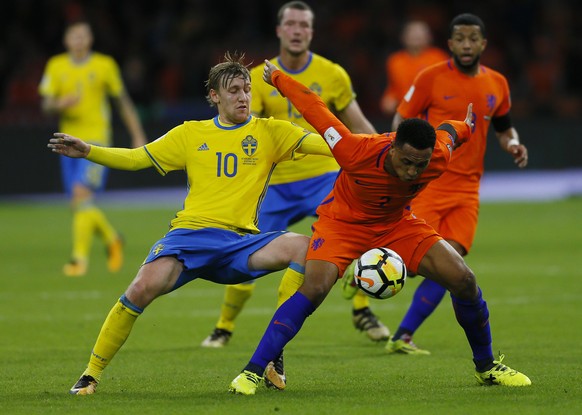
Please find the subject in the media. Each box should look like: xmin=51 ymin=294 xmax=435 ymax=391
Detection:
xmin=449 ymin=13 xmax=486 ymax=38
xmin=277 ymin=1 xmax=314 ymax=25
xmin=394 ymin=118 xmax=436 ymax=150
xmin=205 ymin=51 xmax=250 ymax=107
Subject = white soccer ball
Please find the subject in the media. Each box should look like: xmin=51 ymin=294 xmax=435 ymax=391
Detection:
xmin=354 ymin=247 xmax=407 ymax=299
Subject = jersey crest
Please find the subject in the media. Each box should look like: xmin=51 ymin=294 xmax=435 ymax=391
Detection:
xmin=241 ymin=135 xmax=258 ymax=156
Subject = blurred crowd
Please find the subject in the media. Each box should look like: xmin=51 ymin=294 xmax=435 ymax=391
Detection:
xmin=1 ymin=0 xmax=580 ymax=126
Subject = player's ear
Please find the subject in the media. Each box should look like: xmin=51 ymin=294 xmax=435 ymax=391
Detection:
xmin=209 ymin=89 xmax=220 ymax=104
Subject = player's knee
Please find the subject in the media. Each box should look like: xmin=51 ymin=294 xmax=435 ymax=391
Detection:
xmin=448 ymin=267 xmax=477 ymax=300
xmin=286 ymin=233 xmax=309 ymax=264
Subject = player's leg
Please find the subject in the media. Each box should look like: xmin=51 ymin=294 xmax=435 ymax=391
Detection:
xmin=81 ymin=162 xmax=124 ymax=273
xmin=230 ymin=259 xmax=336 ymax=395
xmin=389 ymin=196 xmax=475 ymax=353
xmin=61 ymin=157 xmax=90 ymax=276
xmin=418 ymin=240 xmax=530 ymax=386
xmin=70 ymin=255 xmax=184 ymax=395
xmin=63 ymin=159 xmax=122 ymax=276
xmin=225 ymin=231 xmax=309 ymax=395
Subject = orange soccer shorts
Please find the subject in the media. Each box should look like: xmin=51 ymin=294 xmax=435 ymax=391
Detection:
xmin=306 ymin=213 xmax=442 ymax=276
xmin=411 ymin=187 xmax=479 ymax=254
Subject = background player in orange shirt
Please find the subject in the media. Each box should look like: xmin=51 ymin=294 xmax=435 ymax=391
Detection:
xmin=380 ymin=20 xmax=449 ymax=119
xmin=229 ymin=60 xmax=531 ymax=395
xmin=387 ymin=13 xmax=529 ymax=355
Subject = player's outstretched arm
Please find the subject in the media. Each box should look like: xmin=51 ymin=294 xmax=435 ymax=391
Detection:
xmin=48 ymin=132 xmax=153 ymax=171
xmin=264 ymin=61 xmax=352 ymax=143
xmin=48 ymin=133 xmax=90 ymax=158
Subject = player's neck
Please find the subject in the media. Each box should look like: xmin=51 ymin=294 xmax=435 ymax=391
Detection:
xmin=453 ymin=60 xmax=480 ymax=77
xmin=279 ymin=49 xmax=310 ymax=71
xmin=69 ymin=50 xmax=91 ymax=64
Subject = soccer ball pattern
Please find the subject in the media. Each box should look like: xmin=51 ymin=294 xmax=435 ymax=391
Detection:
xmin=354 ymin=247 xmax=407 ymax=299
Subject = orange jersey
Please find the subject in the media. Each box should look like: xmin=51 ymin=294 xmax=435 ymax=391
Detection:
xmin=382 ymin=47 xmax=449 ymax=104
xmin=398 ymin=60 xmax=511 ymax=193
xmin=271 ymin=70 xmax=471 ymax=230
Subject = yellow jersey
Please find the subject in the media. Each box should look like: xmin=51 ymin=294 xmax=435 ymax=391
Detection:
xmin=144 ymin=115 xmax=313 ymax=234
xmin=250 ymin=52 xmax=355 ymax=184
xmin=39 ymin=52 xmax=124 ymax=145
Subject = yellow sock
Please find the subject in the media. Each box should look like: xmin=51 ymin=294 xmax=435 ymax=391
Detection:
xmin=71 ymin=206 xmax=96 ymax=262
xmin=352 ymin=289 xmax=370 ymax=311
xmin=277 ymin=263 xmax=305 ymax=307
xmin=216 ymin=283 xmax=256 ymax=332
xmin=86 ymin=206 xmax=117 ymax=244
xmin=84 ymin=299 xmax=141 ymax=381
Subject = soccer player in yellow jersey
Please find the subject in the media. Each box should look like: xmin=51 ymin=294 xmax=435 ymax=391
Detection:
xmin=39 ymin=21 xmax=147 ymax=277
xmin=201 ymin=2 xmax=389 ymax=366
xmin=48 ymin=51 xmax=333 ymax=396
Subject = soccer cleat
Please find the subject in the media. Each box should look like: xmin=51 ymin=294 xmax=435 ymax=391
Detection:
xmin=106 ymin=235 xmax=124 ymax=273
xmin=69 ymin=374 xmax=98 ymax=395
xmin=386 ymin=334 xmax=431 ymax=355
xmin=201 ymin=328 xmax=232 ymax=348
xmin=475 ymin=354 xmax=531 ymax=386
xmin=63 ymin=259 xmax=88 ymax=277
xmin=341 ymin=260 xmax=358 ymax=300
xmin=229 ymin=370 xmax=263 ymax=395
xmin=353 ymin=307 xmax=390 ymax=341
xmin=264 ymin=352 xmax=286 ymax=390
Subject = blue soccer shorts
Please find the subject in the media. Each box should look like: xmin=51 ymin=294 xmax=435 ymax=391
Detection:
xmin=60 ymin=155 xmax=108 ymax=196
xmin=143 ymin=227 xmax=286 ymax=291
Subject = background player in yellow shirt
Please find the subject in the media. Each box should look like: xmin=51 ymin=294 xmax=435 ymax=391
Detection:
xmin=39 ymin=21 xmax=147 ymax=277
xmin=48 ymin=52 xmax=333 ymax=396
xmin=201 ymin=2 xmax=389 ymax=359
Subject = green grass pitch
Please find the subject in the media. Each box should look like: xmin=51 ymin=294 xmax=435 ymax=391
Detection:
xmin=1 ymin=197 xmax=581 ymax=414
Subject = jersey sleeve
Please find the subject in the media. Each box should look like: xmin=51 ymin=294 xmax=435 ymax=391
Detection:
xmin=396 ymin=68 xmax=434 ymax=118
xmin=87 ymin=145 xmax=152 ymax=171
xmin=436 ymin=119 xmax=472 ymax=146
xmin=38 ymin=58 xmax=58 ymax=97
xmin=142 ymin=123 xmax=189 ymax=174
xmin=493 ymin=73 xmax=511 ymax=117
xmin=271 ymin=70 xmax=372 ymax=170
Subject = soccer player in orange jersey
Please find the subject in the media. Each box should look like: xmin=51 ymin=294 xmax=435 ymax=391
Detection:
xmin=229 ymin=59 xmax=531 ymax=395
xmin=380 ymin=20 xmax=449 ymax=118
xmin=387 ymin=13 xmax=528 ymax=355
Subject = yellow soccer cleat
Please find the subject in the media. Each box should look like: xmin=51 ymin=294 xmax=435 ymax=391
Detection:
xmin=106 ymin=236 xmax=124 ymax=273
xmin=63 ymin=259 xmax=88 ymax=277
xmin=386 ymin=335 xmax=431 ymax=355
xmin=229 ymin=370 xmax=262 ymax=395
xmin=475 ymin=354 xmax=532 ymax=386
xmin=69 ymin=374 xmax=98 ymax=395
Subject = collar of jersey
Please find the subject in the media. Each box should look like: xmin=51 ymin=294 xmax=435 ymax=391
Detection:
xmin=213 ymin=115 xmax=252 ymax=130
xmin=277 ymin=52 xmax=313 ymax=74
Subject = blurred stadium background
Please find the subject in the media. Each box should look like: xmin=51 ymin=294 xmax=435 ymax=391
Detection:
xmin=0 ymin=0 xmax=581 ymax=198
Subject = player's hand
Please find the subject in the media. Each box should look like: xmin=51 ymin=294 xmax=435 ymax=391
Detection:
xmin=262 ymin=60 xmax=280 ymax=86
xmin=464 ymin=103 xmax=474 ymax=130
xmin=510 ymin=142 xmax=528 ymax=168
xmin=48 ymin=133 xmax=91 ymax=158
